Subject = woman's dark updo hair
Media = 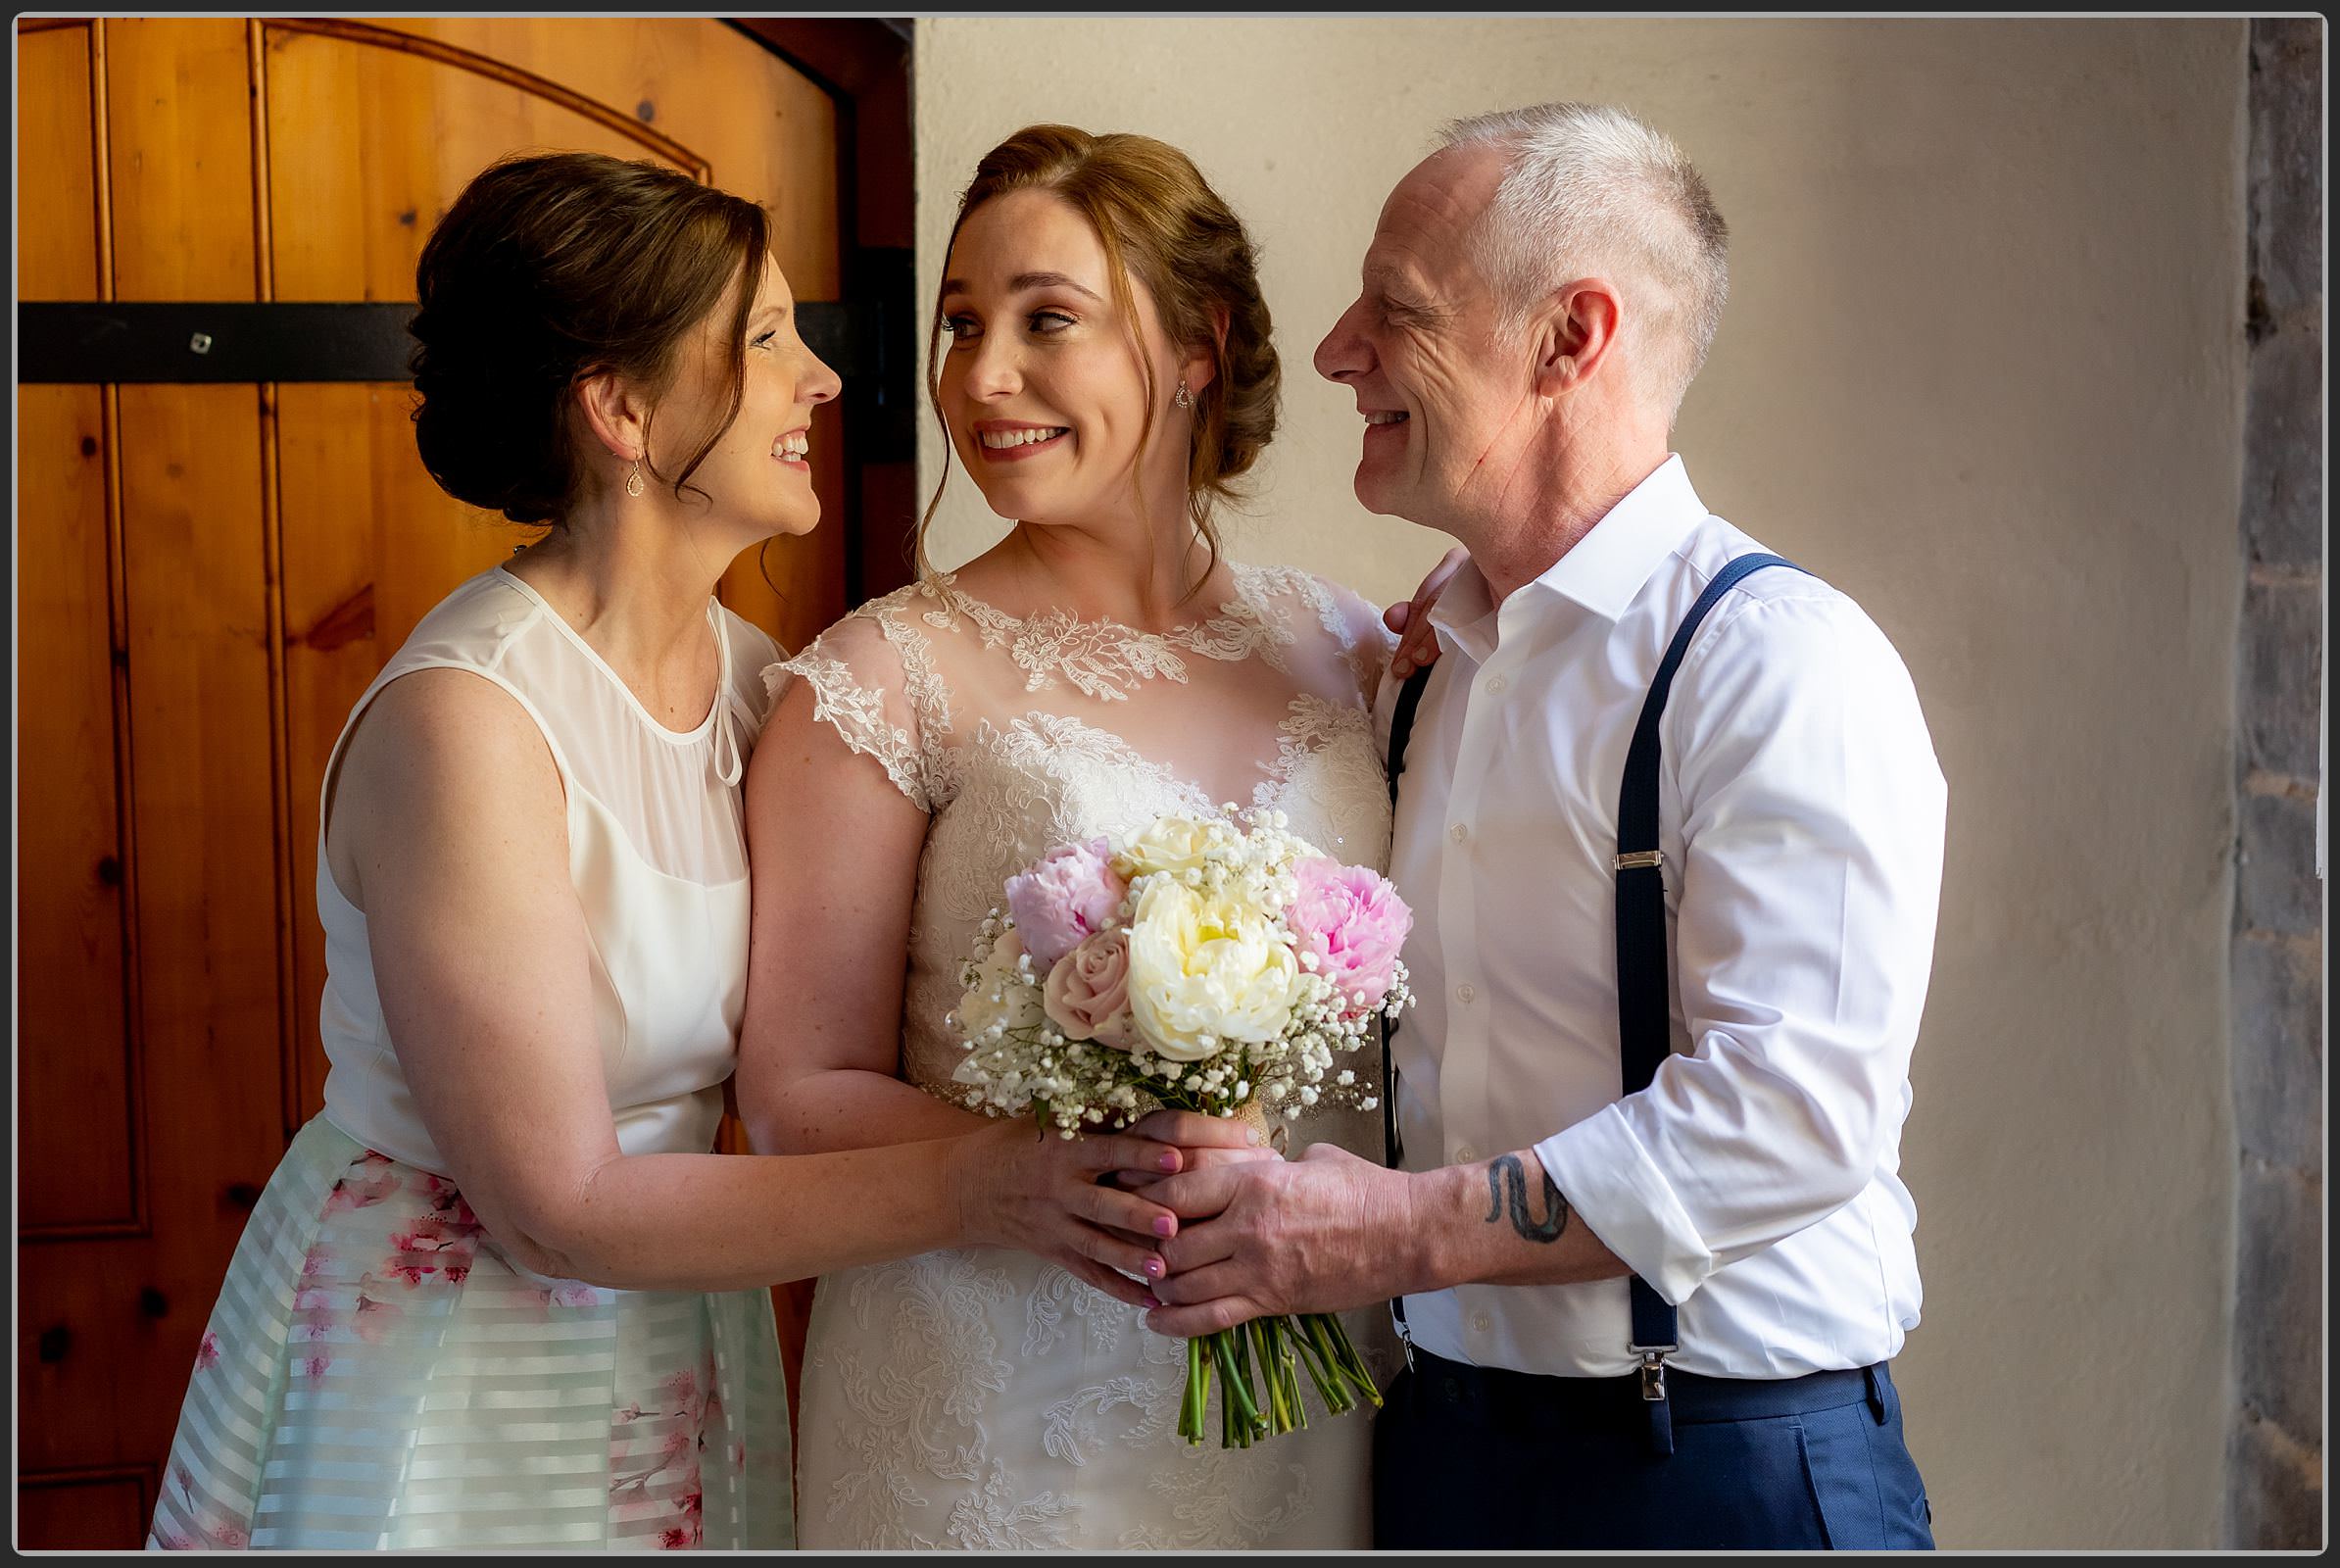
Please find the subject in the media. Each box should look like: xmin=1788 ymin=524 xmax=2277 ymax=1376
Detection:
xmin=410 ymin=151 xmax=770 ymax=525
xmin=921 ymin=125 xmax=1281 ymax=590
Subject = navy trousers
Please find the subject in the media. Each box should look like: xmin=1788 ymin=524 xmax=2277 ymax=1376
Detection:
xmin=1372 ymin=1348 xmax=1935 ymax=1550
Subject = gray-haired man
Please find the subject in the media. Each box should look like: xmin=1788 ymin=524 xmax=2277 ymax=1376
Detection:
xmin=1146 ymin=103 xmax=1945 ymax=1550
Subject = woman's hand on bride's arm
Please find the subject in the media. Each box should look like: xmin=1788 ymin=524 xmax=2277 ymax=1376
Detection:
xmin=1385 ymin=545 xmax=1469 ymax=679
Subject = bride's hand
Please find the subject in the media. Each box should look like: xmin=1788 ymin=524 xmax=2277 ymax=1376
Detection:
xmin=957 ymin=1118 xmax=1205 ymax=1308
xmin=1386 ymin=546 xmax=1469 ymax=679
xmin=1116 ymin=1107 xmax=1280 ymax=1197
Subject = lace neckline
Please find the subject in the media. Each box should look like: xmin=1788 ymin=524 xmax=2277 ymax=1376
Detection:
xmin=977 ymin=694 xmax=1371 ymax=823
xmin=912 ymin=564 xmax=1295 ymax=701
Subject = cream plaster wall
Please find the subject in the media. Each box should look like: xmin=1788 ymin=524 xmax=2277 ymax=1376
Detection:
xmin=914 ymin=18 xmax=2249 ymax=1549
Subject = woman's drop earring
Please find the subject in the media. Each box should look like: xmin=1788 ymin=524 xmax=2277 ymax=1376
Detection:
xmin=1173 ymin=380 xmax=1194 ymax=410
xmin=625 ymin=456 xmax=645 ymax=499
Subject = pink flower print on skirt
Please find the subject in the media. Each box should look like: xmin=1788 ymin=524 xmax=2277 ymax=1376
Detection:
xmin=148 ymin=1116 xmax=792 ymax=1549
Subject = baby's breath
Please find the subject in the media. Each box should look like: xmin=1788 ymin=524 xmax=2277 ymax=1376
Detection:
xmin=951 ymin=809 xmax=1414 ymax=1132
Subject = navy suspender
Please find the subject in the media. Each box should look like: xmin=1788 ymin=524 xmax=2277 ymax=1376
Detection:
xmin=1382 ymin=664 xmax=1433 ymax=1172
xmin=1382 ymin=552 xmax=1807 ymax=1453
xmin=1381 ymin=663 xmax=1434 ymax=1364
xmin=1615 ymin=551 xmax=1805 ymax=1452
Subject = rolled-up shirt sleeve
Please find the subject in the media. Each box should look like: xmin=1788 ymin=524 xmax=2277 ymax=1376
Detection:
xmin=1535 ymin=588 xmax=1947 ymax=1305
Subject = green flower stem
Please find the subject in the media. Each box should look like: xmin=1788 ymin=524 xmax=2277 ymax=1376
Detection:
xmin=1292 ymin=1323 xmax=1315 ymax=1427
xmin=1213 ymin=1330 xmax=1262 ymax=1444
xmin=1268 ymin=1317 xmax=1308 ymax=1433
xmin=1180 ymin=1337 xmax=1209 ymax=1445
xmin=1282 ymin=1319 xmax=1305 ymax=1432
xmin=1220 ymin=1350 xmax=1237 ymax=1448
xmin=1301 ymin=1313 xmax=1337 ymax=1378
xmin=1249 ymin=1320 xmax=1283 ymax=1435
xmin=1175 ymin=1314 xmax=1383 ymax=1447
xmin=1291 ymin=1319 xmax=1351 ymax=1415
xmin=1226 ymin=1357 xmax=1244 ymax=1460
xmin=1230 ymin=1326 xmax=1266 ymax=1439
xmin=1246 ymin=1321 xmax=1271 ymax=1433
xmin=1273 ymin=1329 xmax=1292 ymax=1442
xmin=1226 ymin=1329 xmax=1244 ymax=1450
xmin=1309 ymin=1312 xmax=1386 ymax=1410
xmin=1250 ymin=1333 xmax=1274 ymax=1441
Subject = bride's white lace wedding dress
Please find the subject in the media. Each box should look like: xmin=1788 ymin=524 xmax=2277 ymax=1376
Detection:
xmin=762 ymin=561 xmax=1400 ymax=1549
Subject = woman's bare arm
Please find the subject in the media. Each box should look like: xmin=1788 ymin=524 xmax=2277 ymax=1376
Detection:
xmin=333 ymin=669 xmax=1189 ymax=1299
xmin=734 ymin=673 xmax=993 ymax=1157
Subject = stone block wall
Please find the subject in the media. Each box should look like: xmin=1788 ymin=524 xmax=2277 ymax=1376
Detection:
xmin=2226 ymin=16 xmax=2324 ymax=1551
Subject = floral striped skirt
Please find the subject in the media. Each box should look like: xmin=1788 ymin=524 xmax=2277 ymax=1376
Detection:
xmin=147 ymin=1115 xmax=792 ymax=1549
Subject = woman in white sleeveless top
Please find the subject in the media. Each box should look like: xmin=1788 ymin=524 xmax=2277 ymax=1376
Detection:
xmin=148 ymin=151 xmax=1248 ymax=1553
xmin=741 ymin=126 xmax=1441 ymax=1550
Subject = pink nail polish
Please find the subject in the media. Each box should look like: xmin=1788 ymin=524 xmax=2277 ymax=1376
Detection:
xmin=1152 ymin=1215 xmax=1176 ymax=1237
xmin=1157 ymin=1152 xmax=1179 ymax=1171
xmin=1144 ymin=1294 xmax=1163 ymax=1309
xmin=1145 ymin=1258 xmax=1164 ymax=1278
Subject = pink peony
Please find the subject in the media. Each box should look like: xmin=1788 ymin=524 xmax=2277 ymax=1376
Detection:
xmin=1003 ymin=838 xmax=1129 ymax=971
xmin=1287 ymin=858 xmax=1413 ymax=1017
xmin=1041 ymin=930 xmax=1137 ymax=1049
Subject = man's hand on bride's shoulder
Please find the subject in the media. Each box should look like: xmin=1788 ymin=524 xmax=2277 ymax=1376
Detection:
xmin=1385 ymin=546 xmax=1469 ymax=679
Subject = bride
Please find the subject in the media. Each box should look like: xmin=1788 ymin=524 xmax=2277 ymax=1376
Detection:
xmin=737 ymin=124 xmax=1426 ymax=1549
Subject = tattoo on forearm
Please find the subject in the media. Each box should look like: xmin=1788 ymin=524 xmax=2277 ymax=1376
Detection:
xmin=1484 ymin=1155 xmax=1570 ymax=1244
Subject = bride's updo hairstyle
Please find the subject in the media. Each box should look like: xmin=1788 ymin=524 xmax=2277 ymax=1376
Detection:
xmin=921 ymin=124 xmax=1282 ymax=589
xmin=410 ymin=151 xmax=770 ymax=525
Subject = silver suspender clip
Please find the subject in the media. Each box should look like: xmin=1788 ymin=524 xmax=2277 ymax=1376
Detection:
xmin=1390 ymin=1296 xmax=1417 ymax=1373
xmin=1629 ymin=1342 xmax=1677 ymax=1401
xmin=1613 ymin=850 xmax=1664 ymax=870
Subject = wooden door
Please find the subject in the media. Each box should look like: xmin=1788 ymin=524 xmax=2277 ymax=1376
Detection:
xmin=15 ymin=19 xmax=847 ymax=1547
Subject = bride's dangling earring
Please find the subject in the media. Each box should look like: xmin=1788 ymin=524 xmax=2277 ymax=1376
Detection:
xmin=1173 ymin=379 xmax=1193 ymax=410
xmin=625 ymin=455 xmax=645 ymax=499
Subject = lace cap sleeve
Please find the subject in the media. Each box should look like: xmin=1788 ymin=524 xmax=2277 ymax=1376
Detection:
xmin=760 ymin=600 xmax=947 ymax=812
xmin=1279 ymin=567 xmax=1398 ymax=702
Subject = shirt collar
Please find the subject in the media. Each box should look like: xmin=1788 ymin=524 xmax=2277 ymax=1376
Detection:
xmin=1530 ymin=454 xmax=1709 ymax=623
xmin=1428 ymin=553 xmax=1501 ymax=665
xmin=1427 ymin=456 xmax=1709 ymax=662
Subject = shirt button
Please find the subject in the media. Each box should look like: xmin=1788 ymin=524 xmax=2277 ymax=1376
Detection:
xmin=1448 ymin=822 xmax=1469 ymax=844
xmin=1456 ymin=983 xmax=1477 ymax=1005
xmin=1472 ymin=1311 xmax=1492 ymax=1335
xmin=1485 ymin=674 xmax=1507 ymax=694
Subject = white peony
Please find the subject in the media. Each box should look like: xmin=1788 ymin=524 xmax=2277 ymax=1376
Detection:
xmin=1125 ymin=878 xmax=1304 ymax=1062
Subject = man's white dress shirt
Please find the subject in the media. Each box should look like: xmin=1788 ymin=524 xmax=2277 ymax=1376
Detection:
xmin=1382 ymin=456 xmax=1947 ymax=1380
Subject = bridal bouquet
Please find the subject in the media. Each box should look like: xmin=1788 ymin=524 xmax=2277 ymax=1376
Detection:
xmin=947 ymin=807 xmax=1414 ymax=1448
